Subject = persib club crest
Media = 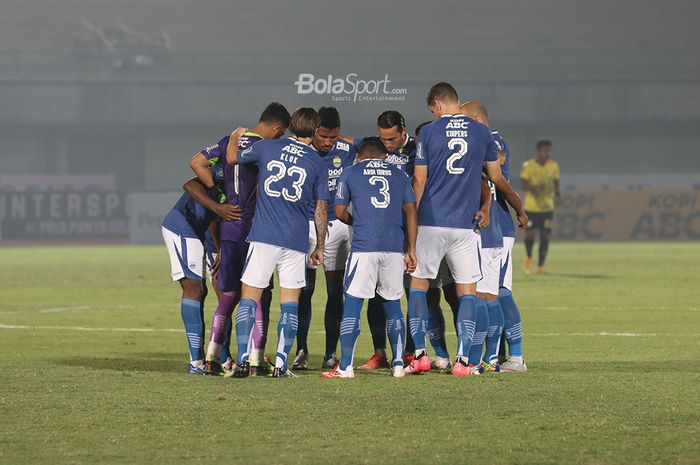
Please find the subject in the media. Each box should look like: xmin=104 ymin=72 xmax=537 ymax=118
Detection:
xmin=333 ymin=156 xmax=342 ymax=168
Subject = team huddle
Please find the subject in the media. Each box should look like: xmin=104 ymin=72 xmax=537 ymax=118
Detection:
xmin=161 ymin=81 xmax=529 ymax=378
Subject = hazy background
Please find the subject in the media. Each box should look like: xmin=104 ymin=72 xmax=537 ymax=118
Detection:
xmin=1 ymin=0 xmax=699 ymax=244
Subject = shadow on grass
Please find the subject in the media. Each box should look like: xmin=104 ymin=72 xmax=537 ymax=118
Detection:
xmin=543 ymin=272 xmax=614 ymax=280
xmin=535 ymin=360 xmax=700 ymax=374
xmin=55 ymin=353 xmax=184 ymax=374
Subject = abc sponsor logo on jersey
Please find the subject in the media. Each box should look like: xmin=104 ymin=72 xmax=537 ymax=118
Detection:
xmin=294 ymin=73 xmax=407 ymax=103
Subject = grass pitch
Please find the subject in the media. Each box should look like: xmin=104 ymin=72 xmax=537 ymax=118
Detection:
xmin=0 ymin=243 xmax=699 ymax=465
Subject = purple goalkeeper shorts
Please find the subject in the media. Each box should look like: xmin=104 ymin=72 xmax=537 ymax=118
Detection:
xmin=217 ymin=240 xmax=249 ymax=292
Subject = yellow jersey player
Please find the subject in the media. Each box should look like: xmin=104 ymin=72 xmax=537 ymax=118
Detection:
xmin=520 ymin=140 xmax=560 ymax=274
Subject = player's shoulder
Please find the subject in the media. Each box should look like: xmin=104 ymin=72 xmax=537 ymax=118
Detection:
xmin=548 ymin=159 xmax=560 ymax=168
xmin=522 ymin=158 xmax=535 ymax=169
xmin=492 ymin=130 xmax=508 ymax=150
xmin=401 ymin=136 xmax=417 ymax=154
xmin=333 ymin=139 xmax=353 ymax=154
xmin=238 ymin=132 xmax=264 ymax=148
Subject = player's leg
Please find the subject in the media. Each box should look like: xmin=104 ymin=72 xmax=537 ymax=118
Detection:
xmin=523 ymin=211 xmax=537 ymax=274
xmin=403 ymin=275 xmax=416 ymax=360
xmin=407 ymin=226 xmax=447 ymax=374
xmin=321 ymin=252 xmax=376 ymax=379
xmin=323 ymin=270 xmax=344 ymax=367
xmin=426 ymin=284 xmax=450 ymax=369
xmin=204 ymin=240 xmax=243 ymax=375
xmin=536 ymin=212 xmax=553 ymax=274
xmin=294 ymin=223 xmax=317 ymax=369
xmin=249 ymin=285 xmax=272 ymax=375
xmin=377 ymin=252 xmax=408 ymax=378
xmin=271 ymin=248 xmax=307 ymax=377
xmin=321 ymin=220 xmax=349 ymax=367
xmin=162 ymin=226 xmax=207 ymax=374
xmin=475 ymin=247 xmax=505 ymax=373
xmin=234 ymin=242 xmax=279 ymax=377
xmin=498 ymin=236 xmax=527 ymax=372
xmin=469 ymin=295 xmax=489 ymax=372
xmin=443 ymin=228 xmax=482 ymax=376
xmin=359 ymin=296 xmax=389 ymax=368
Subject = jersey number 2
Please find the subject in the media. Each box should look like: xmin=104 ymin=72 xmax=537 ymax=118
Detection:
xmin=264 ymin=160 xmax=307 ymax=202
xmin=446 ymin=138 xmax=468 ymax=175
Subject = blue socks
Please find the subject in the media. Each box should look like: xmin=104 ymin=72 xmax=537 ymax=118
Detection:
xmin=456 ymin=295 xmax=477 ymax=362
xmin=383 ymin=299 xmax=406 ymax=367
xmin=499 ymin=288 xmax=523 ymax=358
xmin=235 ymin=298 xmax=257 ymax=363
xmin=469 ymin=298 xmax=489 ymax=365
xmin=484 ymin=299 xmax=505 ymax=364
xmin=275 ymin=302 xmax=299 ymax=371
xmin=339 ymin=294 xmax=364 ymax=370
xmin=408 ymin=289 xmax=428 ymax=352
xmin=324 ymin=277 xmax=344 ymax=359
xmin=181 ymin=298 xmax=204 ymax=362
xmin=427 ymin=305 xmax=449 ymax=359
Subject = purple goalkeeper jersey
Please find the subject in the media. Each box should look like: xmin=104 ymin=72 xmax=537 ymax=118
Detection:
xmin=202 ymin=132 xmax=263 ymax=241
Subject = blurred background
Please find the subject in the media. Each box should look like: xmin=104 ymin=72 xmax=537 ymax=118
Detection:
xmin=1 ymin=0 xmax=699 ymax=245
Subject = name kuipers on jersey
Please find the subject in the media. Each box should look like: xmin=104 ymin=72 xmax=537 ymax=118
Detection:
xmin=415 ymin=115 xmax=499 ymax=230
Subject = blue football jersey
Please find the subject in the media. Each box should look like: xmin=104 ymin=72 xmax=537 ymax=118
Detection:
xmin=239 ymin=137 xmax=329 ymax=253
xmin=308 ymin=139 xmax=356 ymax=221
xmin=480 ymin=180 xmax=503 ymax=248
xmin=162 ymin=160 xmax=225 ymax=240
xmin=415 ymin=114 xmax=498 ymax=229
xmin=353 ymin=136 xmax=416 ymax=176
xmin=335 ymin=159 xmax=416 ymax=253
xmin=492 ymin=130 xmax=516 ymax=238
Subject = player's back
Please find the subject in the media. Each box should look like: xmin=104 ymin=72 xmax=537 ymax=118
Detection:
xmin=222 ymin=132 xmax=263 ymax=241
xmin=162 ymin=159 xmax=225 ymax=240
xmin=239 ymin=137 xmax=328 ymax=253
xmin=492 ymin=130 xmax=516 ymax=238
xmin=337 ymin=159 xmax=411 ymax=253
xmin=416 ymin=114 xmax=498 ymax=229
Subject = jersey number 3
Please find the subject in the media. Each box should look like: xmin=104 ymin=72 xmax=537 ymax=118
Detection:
xmin=264 ymin=160 xmax=307 ymax=202
xmin=446 ymin=138 xmax=468 ymax=175
xmin=369 ymin=176 xmax=390 ymax=208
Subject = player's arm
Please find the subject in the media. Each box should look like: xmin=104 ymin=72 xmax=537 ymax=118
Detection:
xmin=485 ymin=160 xmax=528 ymax=229
xmin=189 ymin=152 xmax=216 ymax=189
xmin=334 ymin=173 xmax=352 ymax=226
xmin=182 ymin=178 xmax=242 ymax=221
xmin=309 ymin=200 xmax=328 ymax=266
xmin=208 ymin=220 xmax=221 ymax=251
xmin=412 ymin=165 xmax=427 ymax=206
xmin=208 ymin=220 xmax=222 ymax=280
xmin=498 ymin=150 xmax=507 ymax=166
xmin=475 ymin=177 xmax=491 ymax=229
xmin=403 ymin=201 xmax=418 ymax=273
xmin=334 ymin=204 xmax=352 ymax=226
xmin=225 ymin=127 xmax=248 ymax=165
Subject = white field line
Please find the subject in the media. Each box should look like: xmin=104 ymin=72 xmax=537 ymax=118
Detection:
xmin=0 ymin=324 xmax=181 ymax=333
xmin=39 ymin=306 xmax=93 ymax=314
xmin=0 ymin=324 xmax=698 ymax=338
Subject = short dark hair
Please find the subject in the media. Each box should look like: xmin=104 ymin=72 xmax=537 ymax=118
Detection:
xmin=318 ymin=106 xmax=341 ymax=129
xmin=414 ymin=121 xmax=432 ymax=137
xmin=536 ymin=139 xmax=553 ymax=149
xmin=289 ymin=107 xmax=320 ymax=138
xmin=259 ymin=102 xmax=291 ymax=127
xmin=358 ymin=137 xmax=386 ymax=158
xmin=377 ymin=110 xmax=405 ymax=131
xmin=426 ymin=82 xmax=459 ymax=107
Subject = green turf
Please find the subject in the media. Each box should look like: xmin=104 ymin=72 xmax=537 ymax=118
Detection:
xmin=0 ymin=243 xmax=699 ymax=465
